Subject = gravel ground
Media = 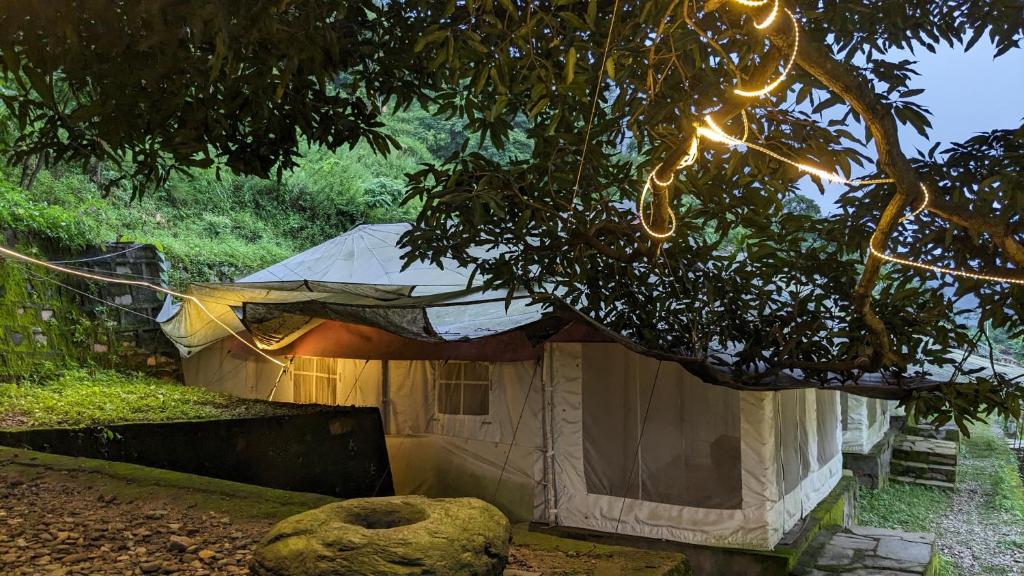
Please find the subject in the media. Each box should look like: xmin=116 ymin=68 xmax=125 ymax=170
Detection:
xmin=0 ymin=473 xmax=271 ymax=575
xmin=0 ymin=450 xmax=687 ymax=576
xmin=935 ymin=424 xmax=1024 ymax=576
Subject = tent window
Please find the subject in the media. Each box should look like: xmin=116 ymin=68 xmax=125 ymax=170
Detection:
xmin=816 ymin=391 xmax=840 ymax=467
xmin=867 ymin=398 xmax=880 ymax=429
xmin=581 ymin=344 xmax=742 ymax=510
xmin=292 ymin=356 xmax=339 ymax=404
xmin=437 ymin=361 xmax=490 ymax=416
xmin=840 ymin=393 xmax=849 ymax=431
xmin=780 ymin=390 xmax=809 ymax=495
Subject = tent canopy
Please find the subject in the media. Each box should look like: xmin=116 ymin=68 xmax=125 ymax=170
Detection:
xmin=158 ymin=223 xmax=1024 ymax=397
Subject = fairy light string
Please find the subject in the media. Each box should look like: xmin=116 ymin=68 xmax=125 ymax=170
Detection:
xmin=867 ymin=184 xmax=1024 ymax=285
xmin=636 ymin=0 xmax=1020 ymax=285
xmin=0 ymin=244 xmax=286 ymax=366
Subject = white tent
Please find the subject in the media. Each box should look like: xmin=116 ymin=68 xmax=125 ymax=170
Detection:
xmin=841 ymin=394 xmax=894 ymax=454
xmin=162 ymin=224 xmax=846 ymax=550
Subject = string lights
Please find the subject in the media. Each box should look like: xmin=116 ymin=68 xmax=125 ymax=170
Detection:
xmin=752 ymin=0 xmax=780 ymax=30
xmin=733 ymin=8 xmax=799 ymax=98
xmin=697 ymin=115 xmax=895 ymax=186
xmin=867 ymin=185 xmax=1024 ymax=285
xmin=639 ymin=135 xmax=699 ymax=237
xmin=0 ymin=245 xmax=286 ymax=366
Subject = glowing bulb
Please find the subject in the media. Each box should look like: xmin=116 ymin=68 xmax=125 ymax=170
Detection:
xmin=0 ymin=245 xmax=286 ymax=366
xmin=732 ymin=0 xmax=772 ymax=6
xmin=734 ymin=9 xmax=800 ymax=98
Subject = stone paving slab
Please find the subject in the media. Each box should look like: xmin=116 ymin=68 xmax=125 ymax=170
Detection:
xmin=797 ymin=526 xmax=936 ymax=575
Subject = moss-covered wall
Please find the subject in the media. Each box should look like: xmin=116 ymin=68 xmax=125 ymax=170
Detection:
xmin=0 ymin=240 xmax=178 ymax=379
xmin=0 ymin=257 xmax=108 ymax=376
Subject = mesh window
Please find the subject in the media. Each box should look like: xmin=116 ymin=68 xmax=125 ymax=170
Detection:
xmin=461 ymin=382 xmax=489 ymax=415
xmin=583 ymin=346 xmax=640 ymax=500
xmin=292 ymin=356 xmax=339 ymax=404
xmin=438 ymin=380 xmax=462 ymax=415
xmin=437 ymin=361 xmax=491 ymax=416
xmin=816 ymin=391 xmax=840 ymax=467
xmin=582 ymin=344 xmax=742 ymax=509
xmin=780 ymin=390 xmax=808 ymax=494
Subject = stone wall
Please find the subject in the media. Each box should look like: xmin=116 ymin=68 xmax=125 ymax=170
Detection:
xmin=0 ymin=239 xmax=178 ymax=378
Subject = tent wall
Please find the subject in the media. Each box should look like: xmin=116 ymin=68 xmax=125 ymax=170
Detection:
xmin=182 ymin=339 xmax=292 ymax=402
xmin=547 ymin=343 xmax=842 ymax=550
xmin=841 ymin=393 xmax=892 ymax=454
xmin=383 ymin=359 xmax=544 ymax=522
xmin=183 ymin=338 xmax=844 ymax=549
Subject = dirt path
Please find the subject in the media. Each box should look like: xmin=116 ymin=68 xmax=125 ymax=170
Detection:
xmin=935 ymin=424 xmax=1024 ymax=576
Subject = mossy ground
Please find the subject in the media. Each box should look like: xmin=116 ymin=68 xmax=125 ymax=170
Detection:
xmin=0 ymin=367 xmax=305 ymax=430
xmin=0 ymin=446 xmax=336 ymax=521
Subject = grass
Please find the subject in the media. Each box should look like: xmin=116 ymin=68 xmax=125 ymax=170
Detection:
xmin=0 ymin=367 xmax=302 ymax=429
xmin=857 ymin=480 xmax=953 ymax=533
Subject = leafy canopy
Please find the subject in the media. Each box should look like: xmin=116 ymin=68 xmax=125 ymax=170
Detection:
xmin=1 ymin=0 xmax=1023 ymax=427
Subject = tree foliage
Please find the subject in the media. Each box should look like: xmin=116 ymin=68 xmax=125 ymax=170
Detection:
xmin=1 ymin=0 xmax=1023 ymax=426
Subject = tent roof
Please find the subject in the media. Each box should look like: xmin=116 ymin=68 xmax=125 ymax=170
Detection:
xmin=159 ymin=223 xmax=1024 ymax=399
xmin=237 ymin=223 xmax=475 ymax=290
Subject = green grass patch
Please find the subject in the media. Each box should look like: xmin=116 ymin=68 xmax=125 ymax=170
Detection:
xmin=857 ymin=481 xmax=953 ymax=533
xmin=0 ymin=367 xmax=300 ymax=429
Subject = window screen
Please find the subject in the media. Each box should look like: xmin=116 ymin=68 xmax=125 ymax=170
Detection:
xmin=582 ymin=344 xmax=742 ymax=510
xmin=816 ymin=391 xmax=840 ymax=467
xmin=780 ymin=390 xmax=809 ymax=494
xmin=292 ymin=356 xmax=339 ymax=404
xmin=437 ymin=361 xmax=490 ymax=416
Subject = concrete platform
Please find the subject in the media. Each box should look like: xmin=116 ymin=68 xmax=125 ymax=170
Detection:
xmin=793 ymin=526 xmax=938 ymax=575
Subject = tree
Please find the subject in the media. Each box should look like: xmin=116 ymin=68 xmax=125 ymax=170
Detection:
xmin=1 ymin=0 xmax=1022 ymax=428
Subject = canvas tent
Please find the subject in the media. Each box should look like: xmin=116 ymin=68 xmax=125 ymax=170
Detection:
xmin=841 ymin=394 xmax=894 ymax=454
xmin=160 ymin=223 xmax=846 ymax=550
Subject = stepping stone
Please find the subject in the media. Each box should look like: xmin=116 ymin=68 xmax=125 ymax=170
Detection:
xmin=889 ymin=475 xmax=956 ymax=490
xmin=797 ymin=526 xmax=936 ymax=576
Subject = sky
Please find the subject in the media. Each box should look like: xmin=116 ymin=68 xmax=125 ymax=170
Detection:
xmin=803 ymin=40 xmax=1024 ymax=213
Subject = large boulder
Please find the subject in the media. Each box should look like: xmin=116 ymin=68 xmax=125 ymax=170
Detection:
xmin=250 ymin=496 xmax=511 ymax=576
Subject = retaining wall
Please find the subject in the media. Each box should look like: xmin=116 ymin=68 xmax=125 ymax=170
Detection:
xmin=0 ymin=407 xmax=394 ymax=498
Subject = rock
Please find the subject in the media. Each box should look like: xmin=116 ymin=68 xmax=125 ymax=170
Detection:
xmin=168 ymin=535 xmax=194 ymax=552
xmin=140 ymin=560 xmax=162 ymax=573
xmin=198 ymin=549 xmax=217 ymax=561
xmin=250 ymin=496 xmax=511 ymax=576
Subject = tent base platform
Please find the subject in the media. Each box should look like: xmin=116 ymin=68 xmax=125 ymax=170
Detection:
xmin=526 ymin=475 xmax=858 ymax=576
xmin=843 ymin=425 xmax=900 ymax=489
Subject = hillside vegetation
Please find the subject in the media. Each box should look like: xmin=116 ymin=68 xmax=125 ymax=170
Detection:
xmin=0 ymin=106 xmax=530 ymax=287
